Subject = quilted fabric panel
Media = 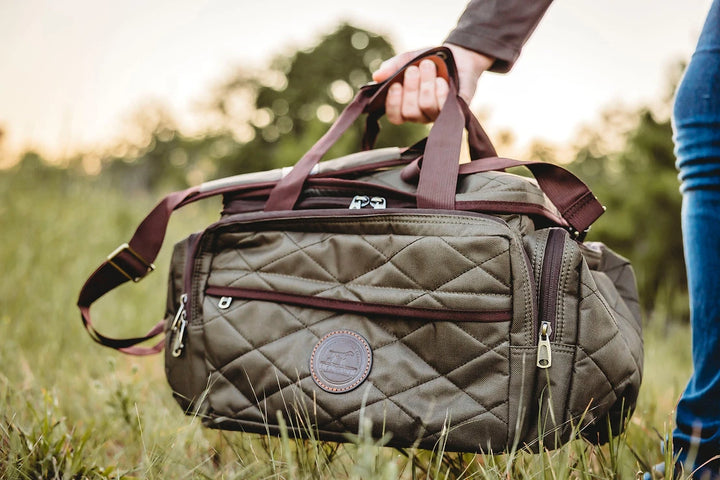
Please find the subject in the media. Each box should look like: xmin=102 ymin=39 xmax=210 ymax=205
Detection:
xmin=207 ymin=223 xmax=513 ymax=312
xmin=200 ymin=294 xmax=512 ymax=451
xmin=180 ymin=213 xmax=536 ymax=451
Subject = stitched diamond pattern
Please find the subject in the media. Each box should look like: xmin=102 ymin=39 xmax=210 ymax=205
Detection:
xmin=202 ymin=296 xmax=511 ymax=448
xmin=197 ymin=214 xmax=516 ymax=450
xmin=209 ymin=228 xmax=512 ymax=312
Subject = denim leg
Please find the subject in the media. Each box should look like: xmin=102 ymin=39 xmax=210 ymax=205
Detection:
xmin=673 ymin=0 xmax=720 ymax=471
xmin=674 ymin=192 xmax=720 ymax=470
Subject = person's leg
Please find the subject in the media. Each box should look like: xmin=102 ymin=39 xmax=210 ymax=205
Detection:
xmin=673 ymin=0 xmax=720 ymax=474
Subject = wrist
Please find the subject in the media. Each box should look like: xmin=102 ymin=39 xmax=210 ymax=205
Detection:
xmin=442 ymin=43 xmax=493 ymax=103
xmin=443 ymin=43 xmax=494 ymax=75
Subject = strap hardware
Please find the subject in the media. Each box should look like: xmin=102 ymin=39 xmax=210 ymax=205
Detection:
xmin=107 ymin=243 xmax=155 ymax=282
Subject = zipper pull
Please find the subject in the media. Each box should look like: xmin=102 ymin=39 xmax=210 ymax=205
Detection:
xmin=169 ymin=294 xmax=187 ymax=331
xmin=218 ymin=296 xmax=233 ymax=309
xmin=369 ymin=196 xmax=386 ymax=209
xmin=350 ymin=195 xmax=387 ymax=209
xmin=536 ymin=321 xmax=553 ymax=369
xmin=170 ymin=294 xmax=188 ymax=358
xmin=349 ymin=195 xmax=370 ymax=209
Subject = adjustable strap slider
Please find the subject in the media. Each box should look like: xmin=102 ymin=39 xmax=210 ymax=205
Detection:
xmin=107 ymin=243 xmax=155 ymax=282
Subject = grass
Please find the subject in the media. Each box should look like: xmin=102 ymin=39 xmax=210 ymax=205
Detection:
xmin=0 ymin=168 xmax=695 ymax=479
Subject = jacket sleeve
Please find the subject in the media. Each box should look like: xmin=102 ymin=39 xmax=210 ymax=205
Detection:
xmin=445 ymin=0 xmax=553 ymax=73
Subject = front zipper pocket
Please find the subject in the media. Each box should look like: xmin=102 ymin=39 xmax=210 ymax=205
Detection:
xmin=205 ymin=285 xmax=512 ymax=323
xmin=175 ymin=210 xmax=540 ymax=453
xmin=197 ymin=211 xmax=527 ymax=323
xmin=536 ymin=228 xmax=566 ymax=369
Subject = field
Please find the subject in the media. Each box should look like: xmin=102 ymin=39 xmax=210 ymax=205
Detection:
xmin=0 ymin=169 xmax=695 ymax=479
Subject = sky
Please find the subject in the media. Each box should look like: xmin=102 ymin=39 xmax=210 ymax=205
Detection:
xmin=0 ymin=0 xmax=713 ymax=163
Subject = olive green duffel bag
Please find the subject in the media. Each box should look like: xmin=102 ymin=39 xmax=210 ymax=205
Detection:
xmin=78 ymin=48 xmax=642 ymax=453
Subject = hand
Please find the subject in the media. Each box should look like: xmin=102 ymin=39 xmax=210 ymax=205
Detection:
xmin=372 ymin=44 xmax=494 ymax=124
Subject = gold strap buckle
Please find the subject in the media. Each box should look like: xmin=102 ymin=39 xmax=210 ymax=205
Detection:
xmin=107 ymin=243 xmax=155 ymax=282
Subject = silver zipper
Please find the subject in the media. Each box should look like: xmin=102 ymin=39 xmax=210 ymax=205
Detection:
xmin=536 ymin=321 xmax=553 ymax=369
xmin=369 ymin=196 xmax=386 ymax=209
xmin=349 ymin=195 xmax=386 ymax=209
xmin=170 ymin=294 xmax=188 ymax=358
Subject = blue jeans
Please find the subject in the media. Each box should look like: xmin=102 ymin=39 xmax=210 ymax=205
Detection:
xmin=673 ymin=0 xmax=720 ymax=472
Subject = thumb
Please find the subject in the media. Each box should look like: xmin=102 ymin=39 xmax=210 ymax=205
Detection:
xmin=372 ymin=49 xmax=425 ymax=83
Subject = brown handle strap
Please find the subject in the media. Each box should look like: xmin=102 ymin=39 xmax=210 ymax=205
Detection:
xmin=264 ymin=46 xmax=468 ymax=212
xmin=399 ymin=154 xmax=604 ymax=234
xmin=263 ymin=86 xmax=375 ymax=211
xmin=361 ymin=85 xmax=497 ymax=161
xmin=77 ymin=187 xmax=207 ymax=355
xmin=415 ymin=87 xmax=464 ymax=209
xmin=459 ymin=158 xmax=605 ymax=234
xmin=459 ymin=101 xmax=604 ymax=232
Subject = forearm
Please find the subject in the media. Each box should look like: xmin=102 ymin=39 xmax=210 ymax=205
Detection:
xmin=445 ymin=0 xmax=553 ymax=73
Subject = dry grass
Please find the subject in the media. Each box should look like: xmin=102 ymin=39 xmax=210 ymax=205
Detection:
xmin=0 ymin=170 xmax=693 ymax=479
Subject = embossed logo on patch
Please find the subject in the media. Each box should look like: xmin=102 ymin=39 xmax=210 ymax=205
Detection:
xmin=310 ymin=330 xmax=372 ymax=393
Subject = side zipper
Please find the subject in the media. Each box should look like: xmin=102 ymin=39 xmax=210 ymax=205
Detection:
xmin=170 ymin=294 xmax=187 ymax=357
xmin=170 ymin=232 xmax=203 ymax=358
xmin=536 ymin=228 xmax=566 ymax=369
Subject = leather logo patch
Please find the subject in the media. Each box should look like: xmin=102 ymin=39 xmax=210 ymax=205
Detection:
xmin=310 ymin=330 xmax=372 ymax=394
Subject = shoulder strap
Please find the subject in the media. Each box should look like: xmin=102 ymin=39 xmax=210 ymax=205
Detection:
xmin=77 ymin=187 xmax=207 ymax=355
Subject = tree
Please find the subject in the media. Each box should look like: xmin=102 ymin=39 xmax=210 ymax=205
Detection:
xmin=569 ymin=104 xmax=686 ymax=320
xmin=100 ymin=23 xmax=426 ymax=189
xmin=207 ymin=23 xmax=426 ymax=179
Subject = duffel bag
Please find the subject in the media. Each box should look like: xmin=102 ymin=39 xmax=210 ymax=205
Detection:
xmin=78 ymin=47 xmax=642 ymax=453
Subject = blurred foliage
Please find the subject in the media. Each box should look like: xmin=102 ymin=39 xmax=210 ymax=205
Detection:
xmin=96 ymin=23 xmax=426 ymax=190
xmin=1 ymin=24 xmax=688 ymax=320
xmin=568 ymin=106 xmax=685 ymax=320
xmin=543 ymin=59 xmax=686 ymax=321
xmin=207 ymin=23 xmax=426 ymax=179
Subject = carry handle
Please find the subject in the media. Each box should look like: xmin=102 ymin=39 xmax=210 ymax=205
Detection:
xmin=361 ymin=58 xmax=496 ymax=160
xmin=362 ymin=100 xmax=497 ymax=165
xmin=398 ymin=154 xmax=605 ymax=236
xmin=264 ymin=46 xmax=474 ymax=211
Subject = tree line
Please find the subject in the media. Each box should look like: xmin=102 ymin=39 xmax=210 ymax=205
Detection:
xmin=2 ymin=23 xmax=686 ymax=321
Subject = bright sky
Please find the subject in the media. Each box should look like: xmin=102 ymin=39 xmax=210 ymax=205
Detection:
xmin=0 ymin=0 xmax=712 ymax=163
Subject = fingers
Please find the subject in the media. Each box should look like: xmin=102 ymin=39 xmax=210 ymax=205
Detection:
xmin=372 ymin=50 xmax=422 ymax=83
xmin=400 ymin=64 xmax=431 ymax=123
xmin=434 ymin=77 xmax=449 ymax=113
xmin=386 ymin=60 xmax=449 ymax=124
xmin=417 ymin=60 xmax=440 ymax=119
xmin=386 ymin=83 xmax=404 ymax=125
xmin=374 ymin=45 xmax=495 ymax=125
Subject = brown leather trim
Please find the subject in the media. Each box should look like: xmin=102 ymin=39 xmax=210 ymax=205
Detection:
xmin=205 ymin=286 xmax=512 ymax=322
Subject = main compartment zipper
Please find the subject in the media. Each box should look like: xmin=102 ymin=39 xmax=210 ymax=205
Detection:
xmin=536 ymin=228 xmax=566 ymax=369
